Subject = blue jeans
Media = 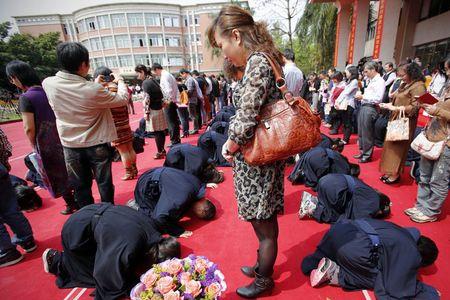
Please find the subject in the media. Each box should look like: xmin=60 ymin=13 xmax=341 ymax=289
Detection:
xmin=0 ymin=163 xmax=34 ymax=253
xmin=63 ymin=144 xmax=114 ymax=208
xmin=177 ymin=107 xmax=190 ymax=135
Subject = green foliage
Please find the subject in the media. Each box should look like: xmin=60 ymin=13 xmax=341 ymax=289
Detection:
xmin=0 ymin=22 xmax=60 ymax=91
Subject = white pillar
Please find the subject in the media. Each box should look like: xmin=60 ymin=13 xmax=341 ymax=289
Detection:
xmin=350 ymin=0 xmax=370 ymax=65
xmin=334 ymin=1 xmax=351 ymax=70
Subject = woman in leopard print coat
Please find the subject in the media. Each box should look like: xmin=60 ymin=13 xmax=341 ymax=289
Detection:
xmin=207 ymin=5 xmax=286 ymax=298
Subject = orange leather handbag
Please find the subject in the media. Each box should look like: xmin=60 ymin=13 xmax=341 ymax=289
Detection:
xmin=241 ymin=53 xmax=322 ymax=165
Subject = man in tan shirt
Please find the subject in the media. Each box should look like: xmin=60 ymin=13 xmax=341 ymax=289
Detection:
xmin=43 ymin=42 xmax=129 ymax=208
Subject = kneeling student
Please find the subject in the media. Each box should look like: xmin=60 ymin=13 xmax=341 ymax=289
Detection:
xmin=131 ymin=167 xmax=216 ymax=238
xmin=42 ymin=203 xmax=180 ymax=300
xmin=299 ymin=174 xmax=391 ymax=223
xmin=302 ymin=218 xmax=440 ymax=299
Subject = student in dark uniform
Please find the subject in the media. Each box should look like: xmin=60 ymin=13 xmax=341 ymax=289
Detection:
xmin=301 ymin=218 xmax=440 ymax=299
xmin=197 ymin=131 xmax=231 ymax=167
xmin=299 ymin=174 xmax=391 ymax=223
xmin=131 ymin=167 xmax=216 ymax=238
xmin=164 ymin=143 xmax=224 ymax=183
xmin=288 ymin=146 xmax=360 ymax=189
xmin=209 ymin=121 xmax=230 ymax=136
xmin=42 ymin=203 xmax=180 ymax=300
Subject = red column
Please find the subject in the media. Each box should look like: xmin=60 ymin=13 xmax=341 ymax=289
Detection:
xmin=347 ymin=0 xmax=358 ymax=64
xmin=372 ymin=0 xmax=386 ymax=59
xmin=334 ymin=7 xmax=341 ymax=66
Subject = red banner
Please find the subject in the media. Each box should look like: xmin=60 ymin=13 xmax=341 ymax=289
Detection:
xmin=372 ymin=0 xmax=386 ymax=59
xmin=347 ymin=0 xmax=358 ymax=64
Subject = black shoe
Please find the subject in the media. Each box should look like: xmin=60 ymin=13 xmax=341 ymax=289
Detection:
xmin=60 ymin=205 xmax=77 ymax=215
xmin=359 ymin=157 xmax=372 ymax=163
xmin=236 ymin=271 xmax=274 ymax=298
xmin=241 ymin=266 xmax=256 ymax=278
xmin=353 ymin=154 xmax=362 ymax=159
xmin=18 ymin=239 xmax=37 ymax=253
xmin=0 ymin=249 xmax=24 ymax=268
xmin=189 ymin=130 xmax=198 ymax=135
xmin=329 ymin=130 xmax=338 ymax=135
xmin=42 ymin=248 xmax=59 ymax=274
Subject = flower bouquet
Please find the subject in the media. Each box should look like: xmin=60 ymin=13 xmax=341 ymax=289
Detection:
xmin=131 ymin=254 xmax=227 ymax=300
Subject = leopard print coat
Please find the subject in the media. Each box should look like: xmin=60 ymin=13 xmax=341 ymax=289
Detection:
xmin=229 ymin=52 xmax=285 ymax=220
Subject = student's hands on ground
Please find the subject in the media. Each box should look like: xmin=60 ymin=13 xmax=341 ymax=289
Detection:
xmin=179 ymin=231 xmax=193 ymax=238
xmin=207 ymin=183 xmax=218 ymax=189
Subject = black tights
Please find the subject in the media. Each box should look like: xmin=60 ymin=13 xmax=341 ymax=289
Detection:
xmin=154 ymin=131 xmax=166 ymax=153
xmin=250 ymin=215 xmax=279 ymax=277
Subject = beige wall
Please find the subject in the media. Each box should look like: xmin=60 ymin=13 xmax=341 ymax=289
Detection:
xmin=18 ymin=24 xmax=65 ymax=40
xmin=198 ymin=13 xmax=223 ymax=72
xmin=413 ymin=10 xmax=450 ymax=46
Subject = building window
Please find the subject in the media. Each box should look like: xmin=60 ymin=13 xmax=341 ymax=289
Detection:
xmin=97 ymin=15 xmax=111 ymax=29
xmin=163 ymin=15 xmax=179 ymax=27
xmin=366 ymin=20 xmax=377 ymax=41
xmin=75 ymin=26 xmax=79 ymax=34
xmin=115 ymin=35 xmax=130 ymax=48
xmin=62 ymin=24 xmax=68 ymax=35
xmin=111 ymin=14 xmax=126 ymax=28
xmin=194 ymin=15 xmax=200 ymax=25
xmin=415 ymin=38 xmax=450 ymax=71
xmin=93 ymin=57 xmax=105 ymax=68
xmin=119 ymin=55 xmax=133 ymax=67
xmin=198 ymin=54 xmax=203 ymax=64
xmin=105 ymin=56 xmax=119 ymax=68
xmin=151 ymin=54 xmax=165 ymax=65
xmin=421 ymin=0 xmax=450 ymax=19
xmin=101 ymin=36 xmax=114 ymax=49
xmin=168 ymin=55 xmax=183 ymax=66
xmin=77 ymin=20 xmax=86 ymax=33
xmin=135 ymin=54 xmax=150 ymax=66
xmin=183 ymin=36 xmax=189 ymax=47
xmin=90 ymin=37 xmax=102 ymax=51
xmin=149 ymin=34 xmax=163 ymax=47
xmin=86 ymin=17 xmax=96 ymax=31
xmin=165 ymin=36 xmax=181 ymax=47
xmin=81 ymin=40 xmax=91 ymax=51
xmin=145 ymin=13 xmax=161 ymax=26
xmin=184 ymin=17 xmax=188 ymax=27
xmin=191 ymin=34 xmax=202 ymax=45
xmin=128 ymin=13 xmax=144 ymax=27
xmin=131 ymin=34 xmax=147 ymax=47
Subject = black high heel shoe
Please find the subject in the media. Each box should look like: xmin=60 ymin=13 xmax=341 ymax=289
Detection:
xmin=382 ymin=176 xmax=400 ymax=184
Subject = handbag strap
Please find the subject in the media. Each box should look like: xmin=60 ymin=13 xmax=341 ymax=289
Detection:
xmin=256 ymin=52 xmax=293 ymax=102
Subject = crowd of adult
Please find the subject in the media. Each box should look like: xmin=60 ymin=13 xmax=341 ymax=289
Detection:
xmin=0 ymin=4 xmax=449 ymax=300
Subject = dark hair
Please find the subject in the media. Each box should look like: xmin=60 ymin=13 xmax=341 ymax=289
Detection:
xmin=346 ymin=65 xmax=359 ymax=82
xmin=192 ymin=70 xmax=200 ymax=76
xmin=399 ymin=62 xmax=425 ymax=82
xmin=417 ymin=236 xmax=438 ymax=267
xmin=135 ymin=64 xmax=150 ymax=76
xmin=6 ymin=60 xmax=41 ymax=88
xmin=179 ymin=68 xmax=190 ymax=75
xmin=151 ymin=63 xmax=163 ymax=71
xmin=283 ymin=48 xmax=295 ymax=61
xmin=192 ymin=199 xmax=216 ymax=220
xmin=385 ymin=62 xmax=394 ymax=68
xmin=56 ymin=42 xmax=89 ymax=74
xmin=320 ymin=70 xmax=327 ymax=76
xmin=201 ymin=163 xmax=224 ymax=184
xmin=331 ymin=71 xmax=344 ymax=82
xmin=330 ymin=138 xmax=345 ymax=153
xmin=376 ymin=192 xmax=391 ymax=218
xmin=328 ymin=67 xmax=336 ymax=73
xmin=349 ymin=163 xmax=360 ymax=177
xmin=15 ymin=185 xmax=42 ymax=211
xmin=176 ymin=76 xmax=182 ymax=82
xmin=207 ymin=5 xmax=284 ymax=67
xmin=157 ymin=236 xmax=181 ymax=262
xmin=93 ymin=66 xmax=113 ymax=78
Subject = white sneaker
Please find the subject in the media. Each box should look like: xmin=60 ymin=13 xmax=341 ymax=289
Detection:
xmin=299 ymin=192 xmax=318 ymax=219
xmin=410 ymin=211 xmax=437 ymax=223
xmin=404 ymin=207 xmax=420 ymax=216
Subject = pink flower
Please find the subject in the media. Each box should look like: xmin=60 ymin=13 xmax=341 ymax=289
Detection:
xmin=156 ymin=276 xmax=175 ymax=294
xmin=194 ymin=258 xmax=209 ymax=273
xmin=179 ymin=272 xmax=191 ymax=285
xmin=185 ymin=280 xmax=202 ymax=297
xmin=166 ymin=259 xmax=183 ymax=275
xmin=205 ymin=282 xmax=222 ymax=298
xmin=163 ymin=290 xmax=182 ymax=300
xmin=142 ymin=270 xmax=159 ymax=287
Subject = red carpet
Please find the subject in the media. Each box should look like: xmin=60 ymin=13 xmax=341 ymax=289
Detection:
xmin=1 ymin=103 xmax=449 ymax=300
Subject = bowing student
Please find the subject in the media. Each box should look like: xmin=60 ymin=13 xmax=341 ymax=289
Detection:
xmin=299 ymin=174 xmax=391 ymax=223
xmin=131 ymin=167 xmax=216 ymax=238
xmin=302 ymin=218 xmax=440 ymax=299
xmin=164 ymin=143 xmax=224 ymax=184
xmin=197 ymin=130 xmax=231 ymax=167
xmin=42 ymin=203 xmax=180 ymax=300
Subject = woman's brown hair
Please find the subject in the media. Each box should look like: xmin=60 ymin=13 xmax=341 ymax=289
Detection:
xmin=207 ymin=5 xmax=284 ymax=67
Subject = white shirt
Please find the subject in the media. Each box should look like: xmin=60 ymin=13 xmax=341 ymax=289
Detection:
xmin=362 ymin=74 xmax=385 ymax=105
xmin=283 ymin=61 xmax=304 ymax=97
xmin=159 ymin=69 xmax=180 ymax=103
xmin=336 ymin=79 xmax=359 ymax=108
xmin=428 ymin=73 xmax=446 ymax=97
xmin=383 ymin=71 xmax=396 ymax=87
xmin=205 ymin=76 xmax=213 ymax=95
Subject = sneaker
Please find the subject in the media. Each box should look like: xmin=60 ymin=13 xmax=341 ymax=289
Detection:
xmin=310 ymin=257 xmax=340 ymax=287
xmin=0 ymin=249 xmax=24 ymax=268
xmin=404 ymin=207 xmax=420 ymax=216
xmin=18 ymin=239 xmax=37 ymax=253
xmin=60 ymin=205 xmax=78 ymax=215
xmin=42 ymin=248 xmax=59 ymax=274
xmin=126 ymin=199 xmax=139 ymax=211
xmin=299 ymin=192 xmax=318 ymax=219
xmin=410 ymin=211 xmax=437 ymax=223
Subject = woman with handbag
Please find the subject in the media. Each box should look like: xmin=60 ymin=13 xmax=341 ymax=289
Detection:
xmin=207 ymin=5 xmax=286 ymax=298
xmin=406 ymin=58 xmax=450 ymax=223
xmin=378 ymin=62 xmax=426 ymax=184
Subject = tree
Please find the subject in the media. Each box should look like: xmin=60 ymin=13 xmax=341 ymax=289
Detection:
xmin=0 ymin=21 xmax=11 ymax=41
xmin=258 ymin=0 xmax=305 ymax=52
